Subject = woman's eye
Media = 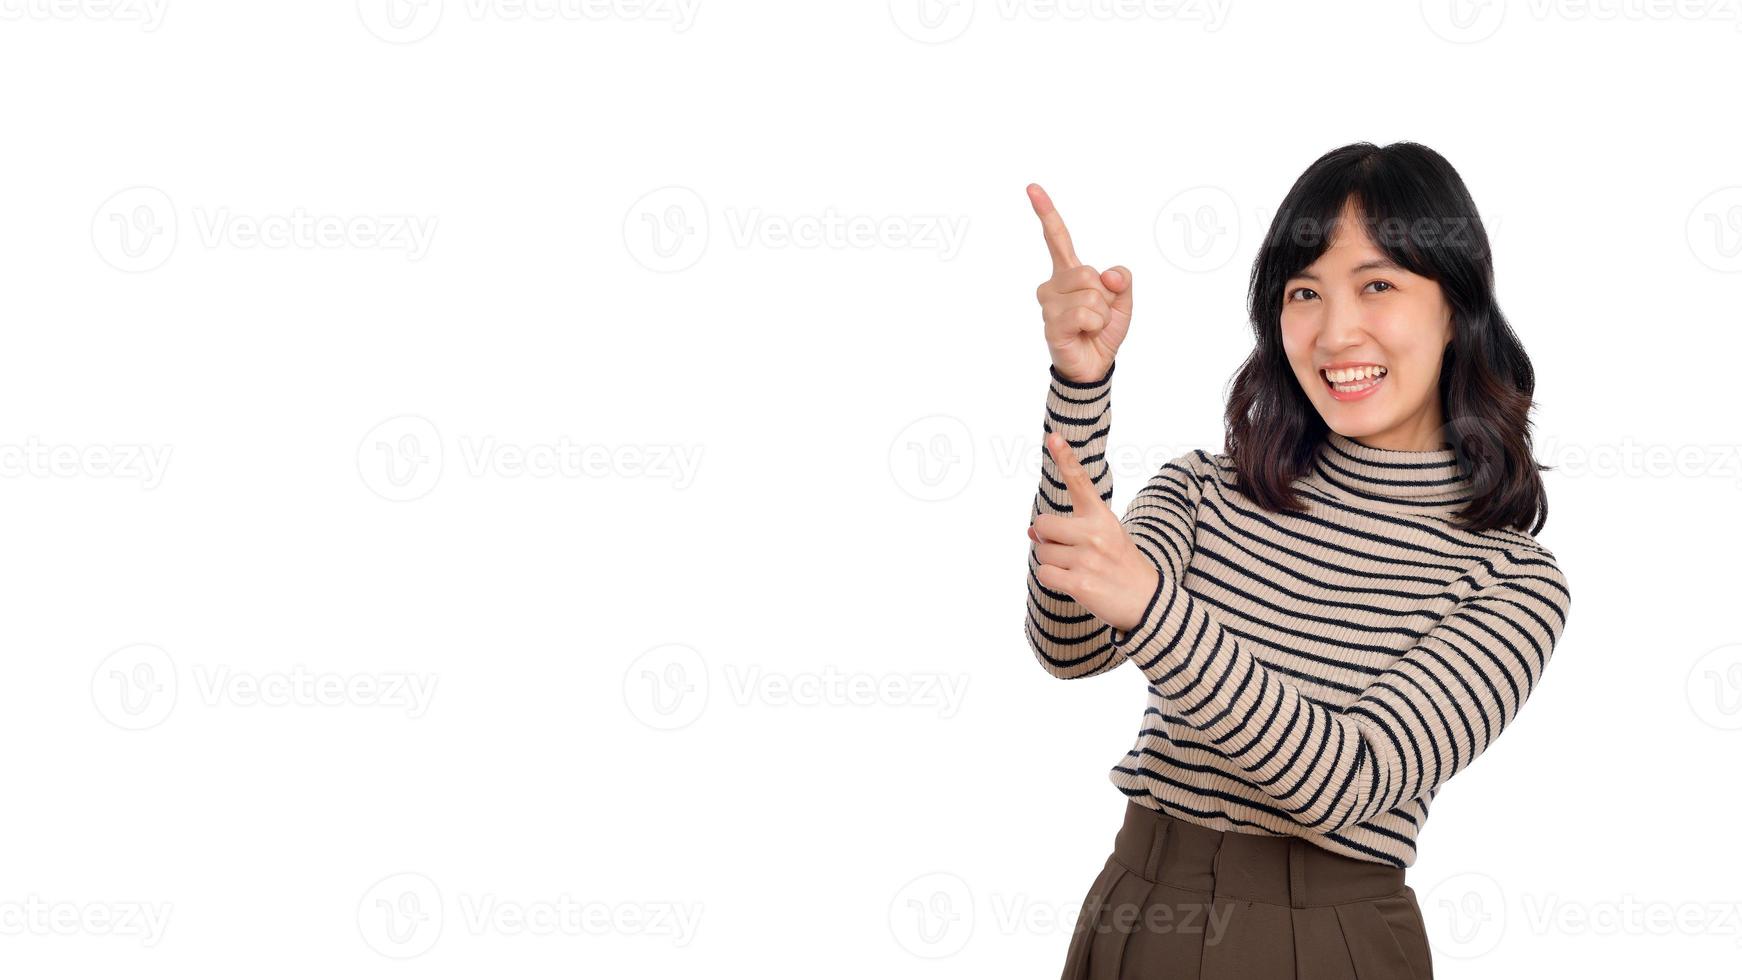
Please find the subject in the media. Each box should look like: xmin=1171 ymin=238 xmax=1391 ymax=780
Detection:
xmin=1367 ymin=280 xmax=1394 ymax=294
xmin=1287 ymin=287 xmax=1317 ymax=302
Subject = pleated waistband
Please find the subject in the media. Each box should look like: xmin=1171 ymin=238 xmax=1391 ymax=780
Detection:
xmin=1111 ymin=800 xmax=1406 ymax=908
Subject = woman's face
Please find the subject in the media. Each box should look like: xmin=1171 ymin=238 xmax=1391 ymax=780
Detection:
xmin=1280 ymin=203 xmax=1455 ymax=452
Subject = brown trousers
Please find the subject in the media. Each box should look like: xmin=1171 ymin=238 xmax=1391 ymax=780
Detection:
xmin=1060 ymin=800 xmax=1433 ymax=980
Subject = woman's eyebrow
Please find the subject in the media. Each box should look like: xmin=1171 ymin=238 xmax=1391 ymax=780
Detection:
xmin=1289 ymin=258 xmax=1403 ymax=282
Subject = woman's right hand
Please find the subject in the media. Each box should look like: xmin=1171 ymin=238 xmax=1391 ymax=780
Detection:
xmin=1027 ymin=183 xmax=1134 ymax=384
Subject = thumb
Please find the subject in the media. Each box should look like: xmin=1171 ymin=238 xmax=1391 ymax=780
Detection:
xmin=1102 ymin=265 xmax=1133 ymax=318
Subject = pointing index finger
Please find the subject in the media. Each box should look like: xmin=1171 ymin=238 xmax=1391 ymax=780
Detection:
xmin=1048 ymin=431 xmax=1105 ymax=515
xmin=1027 ymin=183 xmax=1081 ymax=275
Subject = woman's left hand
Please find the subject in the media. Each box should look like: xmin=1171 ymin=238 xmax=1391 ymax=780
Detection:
xmin=1029 ymin=431 xmax=1162 ymax=635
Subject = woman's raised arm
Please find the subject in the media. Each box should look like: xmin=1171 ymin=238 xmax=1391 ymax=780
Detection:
xmin=1022 ymin=184 xmax=1197 ymax=680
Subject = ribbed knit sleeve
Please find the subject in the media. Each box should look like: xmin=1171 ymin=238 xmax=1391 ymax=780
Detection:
xmin=1025 ymin=362 xmax=1206 ymax=680
xmin=1108 ymin=474 xmax=1573 ymax=833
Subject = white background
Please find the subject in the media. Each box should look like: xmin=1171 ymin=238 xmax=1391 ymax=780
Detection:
xmin=2 ymin=1 xmax=1739 ymax=976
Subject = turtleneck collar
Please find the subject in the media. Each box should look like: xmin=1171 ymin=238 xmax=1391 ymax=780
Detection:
xmin=1306 ymin=430 xmax=1475 ymax=514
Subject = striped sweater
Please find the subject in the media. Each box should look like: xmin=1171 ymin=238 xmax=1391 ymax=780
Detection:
xmin=1025 ymin=361 xmax=1572 ymax=868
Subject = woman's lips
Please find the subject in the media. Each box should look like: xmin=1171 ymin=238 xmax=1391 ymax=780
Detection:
xmin=1323 ymin=370 xmax=1386 ymax=402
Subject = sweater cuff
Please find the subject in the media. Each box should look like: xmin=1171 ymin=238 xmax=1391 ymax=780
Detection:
xmin=1107 ymin=570 xmax=1196 ymax=672
xmin=1049 ymin=360 xmax=1115 ymax=391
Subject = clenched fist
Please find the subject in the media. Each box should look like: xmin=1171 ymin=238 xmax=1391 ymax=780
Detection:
xmin=1027 ymin=183 xmax=1134 ymax=385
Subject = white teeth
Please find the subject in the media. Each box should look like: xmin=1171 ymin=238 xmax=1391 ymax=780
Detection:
xmin=1324 ymin=365 xmax=1387 ymax=383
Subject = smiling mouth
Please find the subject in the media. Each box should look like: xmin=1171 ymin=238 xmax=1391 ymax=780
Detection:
xmin=1320 ymin=366 xmax=1388 ymax=395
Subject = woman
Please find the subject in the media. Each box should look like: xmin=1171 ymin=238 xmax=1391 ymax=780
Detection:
xmin=1024 ymin=142 xmax=1572 ymax=980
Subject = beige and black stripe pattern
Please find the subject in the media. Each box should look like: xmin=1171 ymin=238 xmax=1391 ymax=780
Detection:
xmin=1026 ymin=361 xmax=1572 ymax=868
